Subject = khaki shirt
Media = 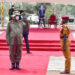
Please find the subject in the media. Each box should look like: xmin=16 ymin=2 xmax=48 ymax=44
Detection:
xmin=60 ymin=25 xmax=70 ymax=38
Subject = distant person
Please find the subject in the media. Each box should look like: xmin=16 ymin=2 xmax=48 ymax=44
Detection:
xmin=9 ymin=5 xmax=15 ymax=21
xmin=6 ymin=11 xmax=26 ymax=70
xmin=38 ymin=5 xmax=46 ymax=27
xmin=21 ymin=11 xmax=31 ymax=54
xmin=60 ymin=16 xmax=71 ymax=74
xmin=50 ymin=13 xmax=56 ymax=21
xmin=48 ymin=13 xmax=57 ymax=28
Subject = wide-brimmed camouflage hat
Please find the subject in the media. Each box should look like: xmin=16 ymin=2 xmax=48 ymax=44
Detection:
xmin=11 ymin=14 xmax=15 ymax=17
xmin=13 ymin=11 xmax=20 ymax=16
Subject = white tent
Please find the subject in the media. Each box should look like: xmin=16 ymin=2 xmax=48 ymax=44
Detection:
xmin=1 ymin=0 xmax=75 ymax=5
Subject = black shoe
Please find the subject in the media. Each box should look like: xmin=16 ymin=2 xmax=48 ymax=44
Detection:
xmin=27 ymin=52 xmax=32 ymax=54
xmin=16 ymin=62 xmax=21 ymax=70
xmin=60 ymin=70 xmax=70 ymax=74
xmin=9 ymin=63 xmax=15 ymax=70
xmin=16 ymin=65 xmax=21 ymax=70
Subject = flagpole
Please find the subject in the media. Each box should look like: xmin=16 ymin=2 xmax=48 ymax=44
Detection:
xmin=2 ymin=2 xmax=4 ymax=27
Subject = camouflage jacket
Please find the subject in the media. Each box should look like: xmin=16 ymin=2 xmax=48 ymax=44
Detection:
xmin=6 ymin=20 xmax=26 ymax=45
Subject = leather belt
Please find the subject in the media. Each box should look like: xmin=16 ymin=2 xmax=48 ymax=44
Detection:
xmin=60 ymin=36 xmax=68 ymax=39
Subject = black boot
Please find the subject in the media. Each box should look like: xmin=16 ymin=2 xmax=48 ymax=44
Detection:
xmin=9 ymin=63 xmax=15 ymax=70
xmin=16 ymin=62 xmax=21 ymax=70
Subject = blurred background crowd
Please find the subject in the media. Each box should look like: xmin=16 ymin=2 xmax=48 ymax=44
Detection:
xmin=0 ymin=2 xmax=75 ymax=29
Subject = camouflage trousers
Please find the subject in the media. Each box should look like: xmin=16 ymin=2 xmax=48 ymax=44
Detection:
xmin=9 ymin=44 xmax=22 ymax=63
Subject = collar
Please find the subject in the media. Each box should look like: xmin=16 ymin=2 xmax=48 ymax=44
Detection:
xmin=11 ymin=20 xmax=20 ymax=23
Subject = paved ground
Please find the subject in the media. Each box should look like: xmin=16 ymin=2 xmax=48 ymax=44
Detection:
xmin=47 ymin=57 xmax=75 ymax=71
xmin=46 ymin=71 xmax=75 ymax=75
xmin=72 ymin=32 xmax=75 ymax=39
xmin=46 ymin=56 xmax=75 ymax=75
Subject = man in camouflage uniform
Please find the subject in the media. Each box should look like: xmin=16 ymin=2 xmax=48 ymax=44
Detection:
xmin=60 ymin=16 xmax=71 ymax=74
xmin=6 ymin=11 xmax=26 ymax=70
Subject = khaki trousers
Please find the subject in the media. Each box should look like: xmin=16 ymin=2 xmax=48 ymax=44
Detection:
xmin=61 ymin=38 xmax=71 ymax=71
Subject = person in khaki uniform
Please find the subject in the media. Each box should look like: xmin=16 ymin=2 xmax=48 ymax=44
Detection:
xmin=6 ymin=11 xmax=26 ymax=70
xmin=60 ymin=16 xmax=71 ymax=74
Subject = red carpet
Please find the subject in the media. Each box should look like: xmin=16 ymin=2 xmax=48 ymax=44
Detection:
xmin=0 ymin=51 xmax=49 ymax=75
xmin=0 ymin=28 xmax=74 ymax=40
xmin=0 ymin=51 xmax=75 ymax=75
xmin=0 ymin=28 xmax=75 ymax=51
xmin=0 ymin=28 xmax=75 ymax=75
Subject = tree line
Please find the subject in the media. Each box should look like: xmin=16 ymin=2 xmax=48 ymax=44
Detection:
xmin=0 ymin=2 xmax=75 ymax=19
